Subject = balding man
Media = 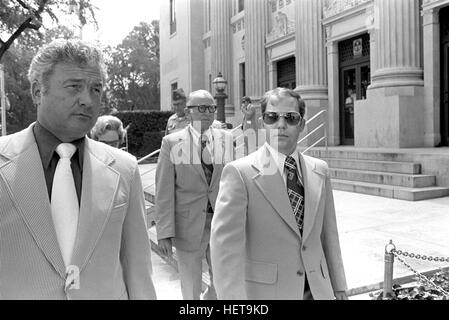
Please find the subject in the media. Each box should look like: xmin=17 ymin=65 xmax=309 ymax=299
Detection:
xmin=155 ymin=90 xmax=234 ymax=300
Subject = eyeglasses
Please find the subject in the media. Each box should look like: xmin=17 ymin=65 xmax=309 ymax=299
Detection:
xmin=262 ymin=111 xmax=303 ymax=126
xmin=187 ymin=105 xmax=217 ymax=113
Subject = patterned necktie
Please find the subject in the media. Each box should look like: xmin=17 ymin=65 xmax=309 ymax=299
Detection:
xmin=285 ymin=155 xmax=305 ymax=235
xmin=201 ymin=135 xmax=214 ymax=213
xmin=200 ymin=135 xmax=214 ymax=185
xmin=51 ymin=143 xmax=79 ymax=267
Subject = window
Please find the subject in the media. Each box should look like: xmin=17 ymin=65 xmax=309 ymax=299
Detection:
xmin=238 ymin=0 xmax=244 ymax=12
xmin=170 ymin=0 xmax=176 ymax=35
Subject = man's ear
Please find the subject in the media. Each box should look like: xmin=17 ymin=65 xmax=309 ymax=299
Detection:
xmin=299 ymin=117 xmax=306 ymax=132
xmin=31 ymin=81 xmax=42 ymax=105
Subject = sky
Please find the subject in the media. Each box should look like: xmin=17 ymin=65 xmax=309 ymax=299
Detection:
xmin=81 ymin=0 xmax=161 ymax=46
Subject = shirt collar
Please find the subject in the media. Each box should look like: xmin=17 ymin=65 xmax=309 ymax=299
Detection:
xmin=33 ymin=121 xmax=85 ymax=169
xmin=188 ymin=124 xmax=213 ymax=143
xmin=264 ymin=142 xmax=302 ymax=179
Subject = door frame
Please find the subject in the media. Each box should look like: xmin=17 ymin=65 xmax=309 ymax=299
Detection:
xmin=339 ymin=62 xmax=370 ymax=145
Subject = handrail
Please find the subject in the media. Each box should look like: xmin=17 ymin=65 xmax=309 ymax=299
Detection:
xmin=137 ymin=149 xmax=160 ymax=164
xmin=297 ymin=123 xmax=324 ymax=146
xmin=298 ymin=110 xmax=328 ymax=158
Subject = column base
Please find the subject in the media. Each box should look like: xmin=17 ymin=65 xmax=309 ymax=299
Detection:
xmin=354 ymin=86 xmax=425 ymax=148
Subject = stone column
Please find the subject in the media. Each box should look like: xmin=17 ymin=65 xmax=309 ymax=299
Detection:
xmin=422 ymin=8 xmax=441 ymax=146
xmin=244 ymin=0 xmax=269 ymax=97
xmin=210 ymin=0 xmax=233 ymax=116
xmin=355 ymin=0 xmax=425 ymax=147
xmin=295 ymin=0 xmax=328 ymax=146
xmin=327 ymin=40 xmax=340 ymax=146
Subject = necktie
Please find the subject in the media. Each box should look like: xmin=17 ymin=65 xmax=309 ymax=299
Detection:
xmin=200 ymin=135 xmax=214 ymax=185
xmin=200 ymin=135 xmax=214 ymax=213
xmin=285 ymin=156 xmax=305 ymax=235
xmin=51 ymin=143 xmax=79 ymax=267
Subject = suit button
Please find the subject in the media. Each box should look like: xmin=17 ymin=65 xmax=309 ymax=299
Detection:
xmin=302 ymin=246 xmax=307 ymax=251
xmin=297 ymin=270 xmax=304 ymax=276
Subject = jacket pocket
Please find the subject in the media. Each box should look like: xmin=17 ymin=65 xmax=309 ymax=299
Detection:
xmin=320 ymin=259 xmax=330 ymax=279
xmin=109 ymin=202 xmax=127 ymax=222
xmin=245 ymin=259 xmax=278 ymax=284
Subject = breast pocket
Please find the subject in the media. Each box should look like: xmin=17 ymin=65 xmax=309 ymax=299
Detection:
xmin=109 ymin=202 xmax=127 ymax=222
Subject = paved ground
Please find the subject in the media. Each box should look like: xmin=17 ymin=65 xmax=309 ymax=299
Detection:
xmin=143 ymin=162 xmax=449 ymax=300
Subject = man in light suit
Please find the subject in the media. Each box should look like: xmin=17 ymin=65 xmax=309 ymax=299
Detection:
xmin=155 ymin=90 xmax=233 ymax=300
xmin=211 ymin=87 xmax=347 ymax=300
xmin=0 ymin=40 xmax=156 ymax=299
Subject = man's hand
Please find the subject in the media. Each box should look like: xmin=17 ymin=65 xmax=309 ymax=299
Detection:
xmin=158 ymin=238 xmax=173 ymax=257
xmin=334 ymin=290 xmax=348 ymax=300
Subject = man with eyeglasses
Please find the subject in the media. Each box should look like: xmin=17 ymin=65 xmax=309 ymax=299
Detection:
xmin=155 ymin=89 xmax=234 ymax=300
xmin=165 ymin=88 xmax=225 ymax=135
xmin=210 ymin=87 xmax=347 ymax=300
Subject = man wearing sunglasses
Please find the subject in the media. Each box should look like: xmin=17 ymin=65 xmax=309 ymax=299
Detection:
xmin=211 ymin=87 xmax=347 ymax=300
xmin=155 ymin=89 xmax=234 ymax=300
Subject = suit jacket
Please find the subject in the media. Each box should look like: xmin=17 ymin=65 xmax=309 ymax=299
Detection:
xmin=0 ymin=124 xmax=156 ymax=300
xmin=210 ymin=144 xmax=347 ymax=300
xmin=155 ymin=126 xmax=233 ymax=252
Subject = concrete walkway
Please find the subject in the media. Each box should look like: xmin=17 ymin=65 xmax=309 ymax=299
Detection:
xmin=142 ymin=163 xmax=449 ymax=300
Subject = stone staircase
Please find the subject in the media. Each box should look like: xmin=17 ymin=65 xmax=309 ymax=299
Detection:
xmin=307 ymin=148 xmax=449 ymax=201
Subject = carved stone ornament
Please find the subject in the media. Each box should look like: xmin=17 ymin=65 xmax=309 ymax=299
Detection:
xmin=323 ymin=0 xmax=371 ymax=19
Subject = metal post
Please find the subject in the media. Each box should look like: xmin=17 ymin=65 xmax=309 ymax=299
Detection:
xmin=215 ymin=91 xmax=227 ymax=123
xmin=0 ymin=64 xmax=6 ymax=136
xmin=383 ymin=240 xmax=395 ymax=298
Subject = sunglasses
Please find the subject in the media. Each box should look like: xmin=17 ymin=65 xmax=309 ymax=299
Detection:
xmin=187 ymin=105 xmax=217 ymax=113
xmin=262 ymin=111 xmax=303 ymax=126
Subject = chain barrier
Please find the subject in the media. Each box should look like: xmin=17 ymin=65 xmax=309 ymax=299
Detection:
xmin=392 ymin=249 xmax=449 ymax=263
xmin=391 ymin=250 xmax=449 ymax=298
xmin=384 ymin=240 xmax=449 ymax=298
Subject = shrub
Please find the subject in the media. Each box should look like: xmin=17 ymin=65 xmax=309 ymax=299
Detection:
xmin=114 ymin=110 xmax=173 ymax=158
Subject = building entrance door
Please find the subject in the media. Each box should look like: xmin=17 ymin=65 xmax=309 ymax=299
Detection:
xmin=338 ymin=33 xmax=370 ymax=145
xmin=440 ymin=6 xmax=449 ymax=146
xmin=340 ymin=64 xmax=370 ymax=145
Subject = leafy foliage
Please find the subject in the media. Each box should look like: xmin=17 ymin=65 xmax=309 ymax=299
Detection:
xmin=105 ymin=21 xmax=160 ymax=112
xmin=370 ymin=269 xmax=449 ymax=300
xmin=114 ymin=110 xmax=172 ymax=158
xmin=0 ymin=0 xmax=97 ymax=61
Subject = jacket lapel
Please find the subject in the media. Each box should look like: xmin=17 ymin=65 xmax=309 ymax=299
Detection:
xmin=210 ymin=129 xmax=224 ymax=188
xmin=300 ymin=153 xmax=325 ymax=242
xmin=252 ymin=146 xmax=301 ymax=238
xmin=0 ymin=125 xmax=66 ymax=278
xmin=70 ymin=138 xmax=119 ymax=271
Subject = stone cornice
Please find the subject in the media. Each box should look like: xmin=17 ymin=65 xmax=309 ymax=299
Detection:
xmin=323 ymin=0 xmax=372 ymax=19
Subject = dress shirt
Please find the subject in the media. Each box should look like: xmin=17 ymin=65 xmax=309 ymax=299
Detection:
xmin=265 ymin=142 xmax=303 ymax=186
xmin=188 ymin=124 xmax=215 ymax=164
xmin=33 ymin=121 xmax=84 ymax=204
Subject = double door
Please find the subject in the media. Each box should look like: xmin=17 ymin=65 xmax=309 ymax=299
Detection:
xmin=340 ymin=63 xmax=370 ymax=145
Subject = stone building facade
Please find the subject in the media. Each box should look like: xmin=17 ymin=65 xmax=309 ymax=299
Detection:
xmin=160 ymin=0 xmax=449 ymax=148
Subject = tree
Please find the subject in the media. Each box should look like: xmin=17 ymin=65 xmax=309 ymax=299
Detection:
xmin=106 ymin=20 xmax=160 ymax=112
xmin=0 ymin=0 xmax=97 ymax=61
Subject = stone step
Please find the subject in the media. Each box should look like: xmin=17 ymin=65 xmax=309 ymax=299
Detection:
xmin=307 ymin=149 xmax=415 ymax=162
xmin=325 ymin=158 xmax=421 ymax=174
xmin=331 ymin=179 xmax=449 ymax=201
xmin=329 ymin=168 xmax=435 ymax=188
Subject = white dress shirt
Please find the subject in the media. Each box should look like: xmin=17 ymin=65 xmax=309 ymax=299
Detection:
xmin=265 ymin=142 xmax=303 ymax=186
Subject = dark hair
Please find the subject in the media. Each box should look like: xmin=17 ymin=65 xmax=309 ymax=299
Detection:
xmin=260 ymin=87 xmax=305 ymax=117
